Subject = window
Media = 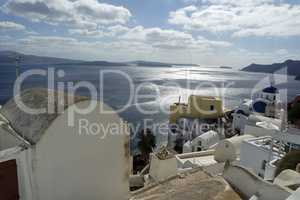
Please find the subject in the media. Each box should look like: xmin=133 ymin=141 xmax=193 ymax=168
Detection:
xmin=210 ymin=105 xmax=214 ymax=111
xmin=198 ymin=141 xmax=202 ymax=146
xmin=197 ymin=147 xmax=202 ymax=151
xmin=261 ymin=160 xmax=267 ymax=170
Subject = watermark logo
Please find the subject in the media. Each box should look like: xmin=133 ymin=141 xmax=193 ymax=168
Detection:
xmin=11 ymin=67 xmax=288 ymax=140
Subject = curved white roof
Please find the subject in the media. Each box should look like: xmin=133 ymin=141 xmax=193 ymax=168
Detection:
xmin=0 ymin=88 xmax=88 ymax=145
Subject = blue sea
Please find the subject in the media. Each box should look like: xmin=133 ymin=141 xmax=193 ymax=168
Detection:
xmin=0 ymin=64 xmax=299 ymax=150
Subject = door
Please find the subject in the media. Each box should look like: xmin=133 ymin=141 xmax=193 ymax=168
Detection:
xmin=0 ymin=159 xmax=19 ymax=200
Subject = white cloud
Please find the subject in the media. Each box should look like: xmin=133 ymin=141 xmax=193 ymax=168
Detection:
xmin=0 ymin=21 xmax=26 ymax=31
xmin=68 ymin=25 xmax=130 ymax=38
xmin=1 ymin=35 xmax=152 ymax=61
xmin=2 ymin=0 xmax=132 ymax=29
xmin=169 ymin=1 xmax=300 ymax=37
xmin=275 ymin=49 xmax=289 ymax=55
xmin=181 ymin=0 xmax=274 ymax=6
xmin=107 ymin=25 xmax=130 ymax=35
xmin=19 ymin=36 xmax=77 ymax=46
xmin=201 ymin=0 xmax=274 ymax=6
xmin=13 ymin=35 xmax=102 ymax=59
xmin=68 ymin=29 xmax=107 ymax=38
xmin=1 ymin=28 xmax=231 ymax=64
xmin=67 ymin=24 xmax=231 ymax=50
xmin=121 ymin=26 xmax=231 ymax=49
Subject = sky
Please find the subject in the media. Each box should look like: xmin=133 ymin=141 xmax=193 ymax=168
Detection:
xmin=0 ymin=0 xmax=299 ymax=67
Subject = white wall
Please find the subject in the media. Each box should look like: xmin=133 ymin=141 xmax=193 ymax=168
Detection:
xmin=214 ymin=135 xmax=254 ymax=162
xmin=244 ymin=125 xmax=276 ymax=137
xmin=223 ymin=164 xmax=291 ymax=200
xmin=183 ymin=131 xmax=219 ymax=153
xmin=0 ymin=147 xmax=35 ymax=200
xmin=192 ymin=131 xmax=219 ymax=150
xmin=34 ymin=100 xmax=130 ymax=200
xmin=232 ymin=113 xmax=248 ymax=133
xmin=149 ymin=154 xmax=177 ymax=181
xmin=182 ymin=141 xmax=192 ymax=153
xmin=240 ymin=138 xmax=273 ymax=178
xmin=176 ymin=150 xmax=215 ymax=169
xmin=286 ymin=187 xmax=300 ymax=200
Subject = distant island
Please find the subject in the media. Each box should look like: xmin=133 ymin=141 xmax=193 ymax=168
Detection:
xmin=128 ymin=61 xmax=199 ymax=67
xmin=0 ymin=51 xmax=82 ymax=65
xmin=76 ymin=61 xmax=127 ymax=67
xmin=0 ymin=51 xmax=198 ymax=67
xmin=241 ymin=59 xmax=300 ymax=81
xmin=128 ymin=61 xmax=172 ymax=67
xmin=220 ymin=66 xmax=232 ymax=69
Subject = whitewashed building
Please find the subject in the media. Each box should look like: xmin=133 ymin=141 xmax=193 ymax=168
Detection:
xmin=168 ymin=117 xmax=220 ymax=151
xmin=182 ymin=130 xmax=219 ymax=153
xmin=0 ymin=88 xmax=130 ymax=200
xmin=148 ymin=153 xmax=177 ymax=182
xmin=214 ymin=134 xmax=254 ymax=162
xmin=239 ymin=136 xmax=284 ymax=179
xmin=232 ymin=86 xmax=281 ymax=134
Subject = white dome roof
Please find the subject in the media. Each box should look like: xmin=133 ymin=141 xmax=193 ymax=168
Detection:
xmin=1 ymin=88 xmax=88 ymax=144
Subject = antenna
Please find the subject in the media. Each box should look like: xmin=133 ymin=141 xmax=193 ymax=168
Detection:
xmin=269 ymin=75 xmax=275 ymax=87
xmin=15 ymin=54 xmax=20 ymax=78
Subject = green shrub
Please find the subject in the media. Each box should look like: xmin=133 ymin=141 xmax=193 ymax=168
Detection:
xmin=275 ymin=150 xmax=300 ymax=177
xmin=288 ymin=103 xmax=300 ymax=123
